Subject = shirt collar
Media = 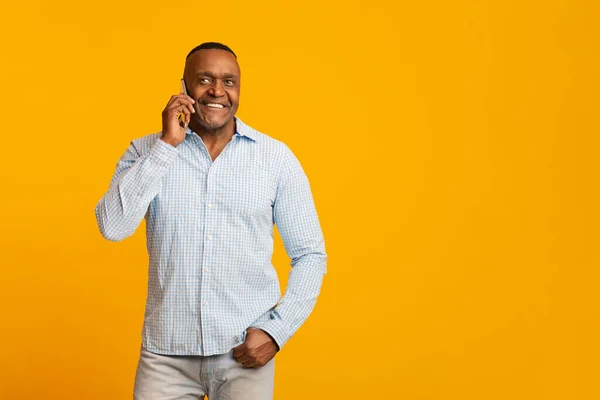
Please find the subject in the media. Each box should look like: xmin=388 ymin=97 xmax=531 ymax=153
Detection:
xmin=233 ymin=117 xmax=258 ymax=141
xmin=185 ymin=117 xmax=258 ymax=142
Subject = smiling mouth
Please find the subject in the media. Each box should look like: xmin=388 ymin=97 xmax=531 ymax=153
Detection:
xmin=202 ymin=102 xmax=227 ymax=109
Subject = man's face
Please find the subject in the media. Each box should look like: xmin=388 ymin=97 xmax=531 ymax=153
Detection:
xmin=184 ymin=49 xmax=240 ymax=131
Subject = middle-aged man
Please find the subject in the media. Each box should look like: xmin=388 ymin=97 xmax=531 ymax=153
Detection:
xmin=94 ymin=42 xmax=327 ymax=399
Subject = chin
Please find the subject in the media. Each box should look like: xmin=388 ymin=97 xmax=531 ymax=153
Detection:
xmin=200 ymin=116 xmax=232 ymax=131
xmin=201 ymin=121 xmax=226 ymax=131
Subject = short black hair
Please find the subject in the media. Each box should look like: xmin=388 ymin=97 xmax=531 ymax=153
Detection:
xmin=186 ymin=42 xmax=237 ymax=59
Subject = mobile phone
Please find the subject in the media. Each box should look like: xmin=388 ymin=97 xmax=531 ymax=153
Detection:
xmin=180 ymin=78 xmax=188 ymax=95
xmin=179 ymin=79 xmax=188 ymax=127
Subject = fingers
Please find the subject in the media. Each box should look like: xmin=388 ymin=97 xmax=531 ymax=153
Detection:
xmin=177 ymin=111 xmax=189 ymax=128
xmin=233 ymin=345 xmax=256 ymax=368
xmin=236 ymin=354 xmax=252 ymax=365
xmin=169 ymin=107 xmax=188 ymax=129
xmin=179 ymin=106 xmax=191 ymax=121
xmin=164 ymin=99 xmax=192 ymax=129
xmin=238 ymin=356 xmax=258 ymax=369
xmin=233 ymin=330 xmax=274 ymax=368
xmin=166 ymin=94 xmax=195 ymax=107
xmin=169 ymin=101 xmax=194 ymax=116
xmin=165 ymin=94 xmax=196 ymax=114
xmin=232 ymin=344 xmax=246 ymax=358
xmin=234 ymin=351 xmax=266 ymax=368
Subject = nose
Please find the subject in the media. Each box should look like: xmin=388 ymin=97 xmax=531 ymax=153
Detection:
xmin=207 ymin=80 xmax=226 ymax=97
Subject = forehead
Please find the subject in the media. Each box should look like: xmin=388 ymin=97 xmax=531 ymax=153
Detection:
xmin=185 ymin=49 xmax=240 ymax=77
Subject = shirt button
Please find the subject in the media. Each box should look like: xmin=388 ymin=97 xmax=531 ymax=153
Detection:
xmin=208 ymin=203 xmax=213 ymax=208
xmin=203 ymin=301 xmax=208 ymax=305
xmin=203 ymin=268 xmax=209 ymax=273
xmin=207 ymin=234 xmax=213 ymax=240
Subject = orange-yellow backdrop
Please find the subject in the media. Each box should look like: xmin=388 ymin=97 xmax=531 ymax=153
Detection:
xmin=1 ymin=0 xmax=598 ymax=399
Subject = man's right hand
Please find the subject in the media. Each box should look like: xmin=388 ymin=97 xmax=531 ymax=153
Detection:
xmin=160 ymin=94 xmax=195 ymax=147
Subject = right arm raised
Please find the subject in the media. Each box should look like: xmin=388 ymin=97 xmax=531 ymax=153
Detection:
xmin=95 ymin=93 xmax=195 ymax=241
xmin=94 ymin=138 xmax=178 ymax=242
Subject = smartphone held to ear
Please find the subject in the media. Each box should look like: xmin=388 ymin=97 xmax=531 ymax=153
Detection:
xmin=180 ymin=78 xmax=188 ymax=95
xmin=178 ymin=79 xmax=188 ymax=127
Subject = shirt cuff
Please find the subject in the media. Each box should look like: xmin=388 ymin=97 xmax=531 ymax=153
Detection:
xmin=251 ymin=313 xmax=291 ymax=350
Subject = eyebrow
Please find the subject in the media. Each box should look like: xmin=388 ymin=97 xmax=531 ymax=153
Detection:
xmin=195 ymin=71 xmax=239 ymax=79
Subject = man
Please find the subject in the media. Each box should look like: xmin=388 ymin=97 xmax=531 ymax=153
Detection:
xmin=95 ymin=42 xmax=327 ymax=399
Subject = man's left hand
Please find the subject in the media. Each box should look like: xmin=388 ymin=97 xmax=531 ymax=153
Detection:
xmin=233 ymin=328 xmax=279 ymax=368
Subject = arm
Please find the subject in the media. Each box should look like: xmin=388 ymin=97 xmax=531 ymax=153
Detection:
xmin=95 ymin=139 xmax=179 ymax=241
xmin=251 ymin=147 xmax=327 ymax=350
xmin=95 ymin=92 xmax=195 ymax=241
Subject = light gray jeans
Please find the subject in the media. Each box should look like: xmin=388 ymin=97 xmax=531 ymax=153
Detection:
xmin=133 ymin=346 xmax=275 ymax=400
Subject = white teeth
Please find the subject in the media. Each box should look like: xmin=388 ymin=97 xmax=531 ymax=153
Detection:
xmin=205 ymin=103 xmax=225 ymax=108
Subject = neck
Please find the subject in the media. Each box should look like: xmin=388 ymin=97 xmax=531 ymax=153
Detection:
xmin=189 ymin=118 xmax=236 ymax=145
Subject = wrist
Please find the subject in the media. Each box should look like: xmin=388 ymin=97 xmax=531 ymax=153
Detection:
xmin=263 ymin=331 xmax=280 ymax=351
xmin=160 ymin=135 xmax=182 ymax=148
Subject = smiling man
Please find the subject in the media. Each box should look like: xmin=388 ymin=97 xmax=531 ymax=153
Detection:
xmin=95 ymin=42 xmax=327 ymax=399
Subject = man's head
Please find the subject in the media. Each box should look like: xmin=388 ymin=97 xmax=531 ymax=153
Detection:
xmin=183 ymin=42 xmax=240 ymax=132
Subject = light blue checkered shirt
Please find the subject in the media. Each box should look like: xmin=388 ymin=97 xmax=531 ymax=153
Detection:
xmin=95 ymin=118 xmax=327 ymax=356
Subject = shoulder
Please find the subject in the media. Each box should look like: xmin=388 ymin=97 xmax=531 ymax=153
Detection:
xmin=237 ymin=119 xmax=306 ymax=184
xmin=236 ymin=118 xmax=295 ymax=161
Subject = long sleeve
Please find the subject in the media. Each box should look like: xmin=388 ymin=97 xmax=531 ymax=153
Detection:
xmin=251 ymin=147 xmax=327 ymax=349
xmin=95 ymin=138 xmax=179 ymax=242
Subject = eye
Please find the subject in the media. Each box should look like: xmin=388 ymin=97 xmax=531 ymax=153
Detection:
xmin=198 ymin=77 xmax=211 ymax=84
xmin=224 ymin=79 xmax=236 ymax=86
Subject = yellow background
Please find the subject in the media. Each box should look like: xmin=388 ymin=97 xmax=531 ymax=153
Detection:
xmin=1 ymin=0 xmax=598 ymax=399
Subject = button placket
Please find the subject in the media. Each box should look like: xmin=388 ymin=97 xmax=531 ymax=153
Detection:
xmin=198 ymin=147 xmax=216 ymax=355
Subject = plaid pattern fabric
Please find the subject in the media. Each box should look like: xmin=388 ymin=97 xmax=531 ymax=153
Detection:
xmin=95 ymin=118 xmax=326 ymax=356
